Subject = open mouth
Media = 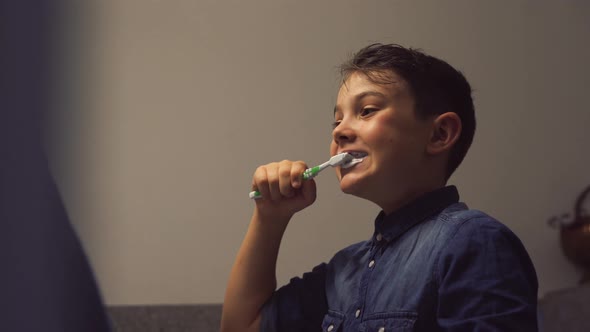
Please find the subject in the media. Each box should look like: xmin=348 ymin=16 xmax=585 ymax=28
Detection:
xmin=346 ymin=151 xmax=368 ymax=158
xmin=341 ymin=151 xmax=367 ymax=169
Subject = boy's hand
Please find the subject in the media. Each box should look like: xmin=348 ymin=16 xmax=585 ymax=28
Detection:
xmin=251 ymin=160 xmax=317 ymax=220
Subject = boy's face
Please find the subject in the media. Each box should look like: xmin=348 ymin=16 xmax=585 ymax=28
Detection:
xmin=330 ymin=71 xmax=435 ymax=208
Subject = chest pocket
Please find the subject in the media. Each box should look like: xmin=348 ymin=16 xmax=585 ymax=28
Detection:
xmin=359 ymin=312 xmax=417 ymax=332
xmin=321 ymin=310 xmax=345 ymax=332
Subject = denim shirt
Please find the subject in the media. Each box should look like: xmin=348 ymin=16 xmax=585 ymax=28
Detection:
xmin=261 ymin=186 xmax=538 ymax=331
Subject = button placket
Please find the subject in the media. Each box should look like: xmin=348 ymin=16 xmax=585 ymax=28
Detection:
xmin=358 ymin=239 xmax=382 ymax=330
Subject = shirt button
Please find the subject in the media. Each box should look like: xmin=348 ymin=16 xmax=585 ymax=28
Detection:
xmin=327 ymin=324 xmax=334 ymax=332
xmin=378 ymin=328 xmax=385 ymax=332
xmin=355 ymin=309 xmax=361 ymax=318
xmin=376 ymin=233 xmax=383 ymax=241
xmin=368 ymin=260 xmax=375 ymax=268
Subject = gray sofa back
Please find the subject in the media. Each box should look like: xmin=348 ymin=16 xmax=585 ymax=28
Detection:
xmin=108 ymin=304 xmax=221 ymax=332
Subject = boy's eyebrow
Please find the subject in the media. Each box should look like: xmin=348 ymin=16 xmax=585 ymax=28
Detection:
xmin=355 ymin=90 xmax=387 ymax=100
xmin=333 ymin=90 xmax=387 ymax=115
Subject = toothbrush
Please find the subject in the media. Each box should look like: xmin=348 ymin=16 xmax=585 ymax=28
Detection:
xmin=249 ymin=152 xmax=362 ymax=199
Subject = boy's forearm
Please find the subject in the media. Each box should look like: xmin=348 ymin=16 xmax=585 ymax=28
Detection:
xmin=221 ymin=210 xmax=291 ymax=332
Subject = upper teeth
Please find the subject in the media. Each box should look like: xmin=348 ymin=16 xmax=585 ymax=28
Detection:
xmin=347 ymin=152 xmax=367 ymax=158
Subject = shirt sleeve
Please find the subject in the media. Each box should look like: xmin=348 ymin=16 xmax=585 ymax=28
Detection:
xmin=260 ymin=262 xmax=328 ymax=332
xmin=436 ymin=216 xmax=539 ymax=331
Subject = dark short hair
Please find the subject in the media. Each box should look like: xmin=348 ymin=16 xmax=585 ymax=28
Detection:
xmin=340 ymin=43 xmax=476 ymax=180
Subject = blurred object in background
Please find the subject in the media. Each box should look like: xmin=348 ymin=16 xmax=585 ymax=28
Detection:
xmin=548 ymin=185 xmax=590 ymax=284
xmin=0 ymin=0 xmax=110 ymax=330
xmin=538 ymin=284 xmax=590 ymax=332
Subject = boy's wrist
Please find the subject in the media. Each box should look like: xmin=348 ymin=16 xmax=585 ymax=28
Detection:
xmin=252 ymin=208 xmax=292 ymax=230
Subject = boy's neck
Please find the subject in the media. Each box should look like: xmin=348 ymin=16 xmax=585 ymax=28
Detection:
xmin=379 ymin=180 xmax=447 ymax=216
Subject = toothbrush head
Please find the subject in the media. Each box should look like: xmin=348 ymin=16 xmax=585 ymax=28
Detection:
xmin=327 ymin=152 xmax=354 ymax=167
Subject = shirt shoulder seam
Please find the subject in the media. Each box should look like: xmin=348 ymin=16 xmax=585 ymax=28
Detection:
xmin=432 ymin=213 xmax=484 ymax=285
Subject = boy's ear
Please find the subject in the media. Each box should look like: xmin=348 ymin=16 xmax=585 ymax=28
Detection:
xmin=426 ymin=112 xmax=462 ymax=155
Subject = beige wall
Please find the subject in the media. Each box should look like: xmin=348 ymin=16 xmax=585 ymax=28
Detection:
xmin=50 ymin=0 xmax=590 ymax=305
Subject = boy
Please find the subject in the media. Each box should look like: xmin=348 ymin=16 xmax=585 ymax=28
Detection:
xmin=221 ymin=43 xmax=538 ymax=331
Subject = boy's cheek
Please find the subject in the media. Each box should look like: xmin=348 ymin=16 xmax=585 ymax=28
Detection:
xmin=329 ymin=142 xmax=338 ymax=156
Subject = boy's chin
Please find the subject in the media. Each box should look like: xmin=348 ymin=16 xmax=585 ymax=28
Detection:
xmin=339 ymin=175 xmax=365 ymax=195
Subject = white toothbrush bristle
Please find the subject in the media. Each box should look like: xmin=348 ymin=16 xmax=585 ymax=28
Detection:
xmin=329 ymin=152 xmax=354 ymax=166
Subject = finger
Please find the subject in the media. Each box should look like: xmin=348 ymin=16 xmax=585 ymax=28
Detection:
xmin=266 ymin=163 xmax=282 ymax=201
xmin=278 ymin=160 xmax=294 ymax=198
xmin=252 ymin=166 xmax=270 ymax=200
xmin=291 ymin=161 xmax=307 ymax=189
xmin=301 ymin=177 xmax=317 ymax=204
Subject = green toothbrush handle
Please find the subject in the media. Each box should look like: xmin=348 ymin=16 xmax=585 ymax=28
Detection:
xmin=302 ymin=166 xmax=321 ymax=180
xmin=249 ymin=166 xmax=320 ymax=199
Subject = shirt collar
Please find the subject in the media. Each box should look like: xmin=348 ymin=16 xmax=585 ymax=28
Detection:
xmin=373 ymin=185 xmax=459 ymax=243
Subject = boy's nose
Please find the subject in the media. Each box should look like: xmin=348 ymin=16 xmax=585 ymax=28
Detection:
xmin=332 ymin=121 xmax=356 ymax=144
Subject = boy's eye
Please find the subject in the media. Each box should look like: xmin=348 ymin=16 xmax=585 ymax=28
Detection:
xmin=360 ymin=108 xmax=378 ymax=117
xmin=331 ymin=120 xmax=341 ymax=129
